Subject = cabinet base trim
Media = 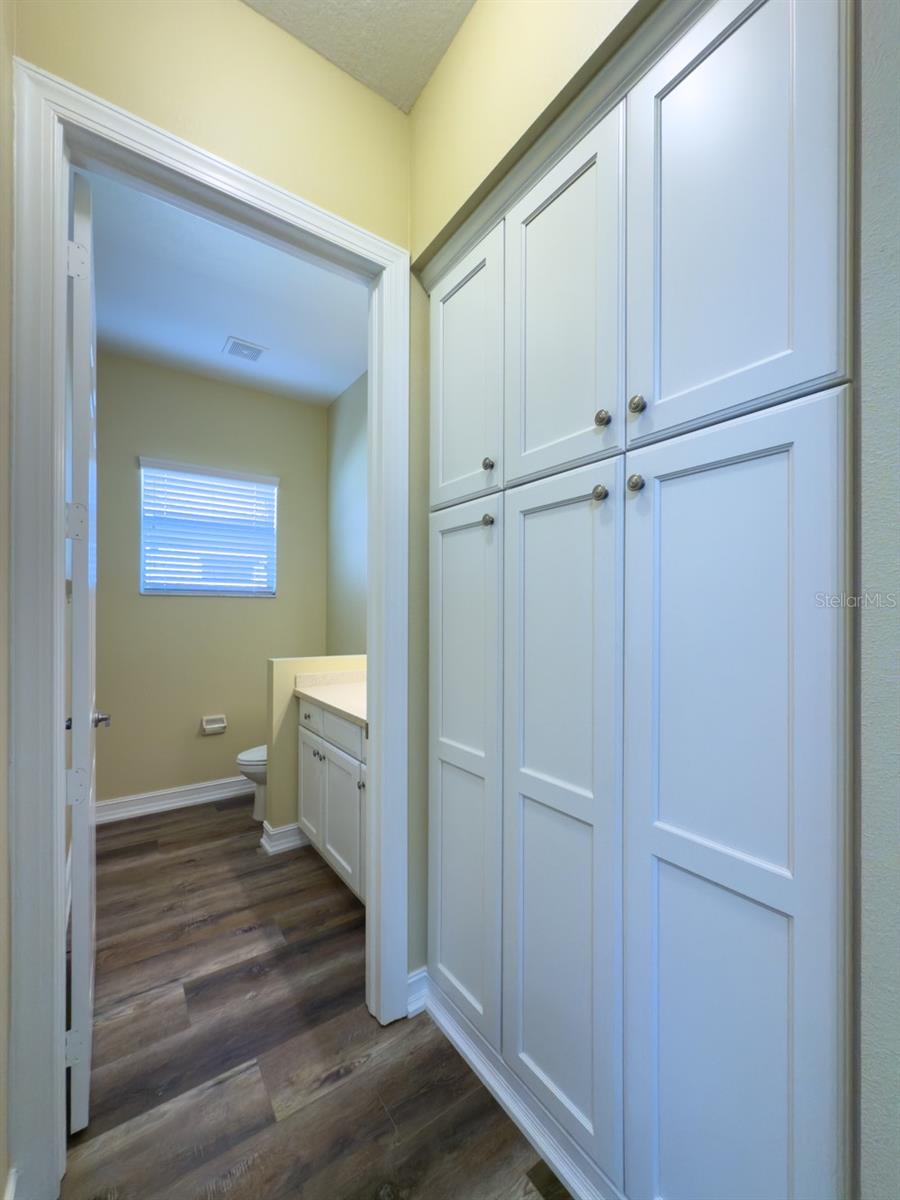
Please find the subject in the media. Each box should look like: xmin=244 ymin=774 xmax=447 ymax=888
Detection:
xmin=424 ymin=981 xmax=624 ymax=1200
xmin=260 ymin=821 xmax=309 ymax=855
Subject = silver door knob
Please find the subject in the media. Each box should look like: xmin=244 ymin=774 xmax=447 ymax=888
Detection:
xmin=592 ymin=484 xmax=609 ymax=501
xmin=92 ymin=712 xmax=112 ymax=728
xmin=594 ymin=409 xmax=612 ymax=427
xmin=482 ymin=456 xmax=495 ymax=471
xmin=628 ymin=394 xmax=647 ymax=414
xmin=481 ymin=513 xmax=495 ymax=526
xmin=627 ymin=474 xmax=645 ymax=492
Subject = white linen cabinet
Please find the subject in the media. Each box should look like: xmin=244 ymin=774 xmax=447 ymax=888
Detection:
xmin=430 ymin=224 xmax=504 ymax=507
xmin=503 ymin=460 xmax=625 ymax=1184
xmin=428 ymin=494 xmax=503 ymax=1048
xmin=504 ymin=103 xmax=625 ymax=483
xmin=623 ymin=389 xmax=849 ymax=1200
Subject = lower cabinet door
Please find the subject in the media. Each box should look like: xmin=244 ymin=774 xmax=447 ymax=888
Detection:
xmin=428 ymin=494 xmax=503 ymax=1048
xmin=298 ymin=728 xmax=323 ymax=848
xmin=623 ymin=389 xmax=849 ymax=1200
xmin=358 ymin=765 xmax=367 ymax=903
xmin=502 ymin=459 xmax=624 ymax=1184
xmin=322 ymin=742 xmax=362 ymax=895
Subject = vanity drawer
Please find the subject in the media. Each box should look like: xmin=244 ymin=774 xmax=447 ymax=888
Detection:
xmin=298 ymin=701 xmax=324 ymax=736
xmin=322 ymin=708 xmax=364 ymax=761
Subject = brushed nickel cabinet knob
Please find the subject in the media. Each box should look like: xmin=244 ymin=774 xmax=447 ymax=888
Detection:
xmin=627 ymin=473 xmax=646 ymax=492
xmin=628 ymin=394 xmax=647 ymax=414
xmin=481 ymin=513 xmax=495 ymax=527
xmin=594 ymin=409 xmax=612 ymax=427
xmin=482 ymin=456 xmax=495 ymax=471
xmin=592 ymin=484 xmax=609 ymax=501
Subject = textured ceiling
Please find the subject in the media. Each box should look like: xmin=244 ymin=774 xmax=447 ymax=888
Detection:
xmin=242 ymin=0 xmax=475 ymax=111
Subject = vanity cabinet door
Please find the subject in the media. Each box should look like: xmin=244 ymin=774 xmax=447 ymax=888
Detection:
xmin=626 ymin=0 xmax=845 ymax=444
xmin=358 ymin=764 xmax=367 ymax=904
xmin=504 ymin=104 xmax=625 ymax=484
xmin=430 ymin=224 xmax=504 ymax=507
xmin=322 ymin=742 xmax=362 ymax=897
xmin=298 ymin=728 xmax=324 ymax=848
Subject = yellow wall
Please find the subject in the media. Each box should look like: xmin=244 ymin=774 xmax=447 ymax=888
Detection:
xmin=96 ymin=352 xmax=328 ymax=802
xmin=326 ymin=372 xmax=367 ymax=655
xmin=409 ymin=0 xmax=650 ymax=260
xmin=15 ymin=0 xmax=410 ymax=249
xmin=0 ymin=0 xmax=13 ymax=1184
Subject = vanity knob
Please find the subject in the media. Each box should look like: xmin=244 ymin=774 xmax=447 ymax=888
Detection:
xmin=482 ymin=456 xmax=495 ymax=471
xmin=481 ymin=513 xmax=495 ymax=527
xmin=627 ymin=473 xmax=646 ymax=492
xmin=592 ymin=484 xmax=609 ymax=502
xmin=628 ymin=394 xmax=647 ymax=415
xmin=594 ymin=409 xmax=612 ymax=427
xmin=357 ymin=780 xmax=365 ymax=790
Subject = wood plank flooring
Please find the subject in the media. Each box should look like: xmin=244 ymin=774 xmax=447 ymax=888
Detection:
xmin=65 ymin=796 xmax=571 ymax=1199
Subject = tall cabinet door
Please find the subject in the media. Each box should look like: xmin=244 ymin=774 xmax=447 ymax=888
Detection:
xmin=623 ymin=389 xmax=849 ymax=1200
xmin=429 ymin=494 xmax=503 ymax=1048
xmin=430 ymin=225 xmax=504 ymax=507
xmin=505 ymin=104 xmax=625 ymax=484
xmin=503 ymin=459 xmax=624 ymax=1184
xmin=626 ymin=0 xmax=846 ymax=444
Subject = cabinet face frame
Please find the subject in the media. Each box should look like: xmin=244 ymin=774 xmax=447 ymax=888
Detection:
xmin=502 ymin=458 xmax=625 ymax=1181
xmin=428 ymin=493 xmax=504 ymax=1047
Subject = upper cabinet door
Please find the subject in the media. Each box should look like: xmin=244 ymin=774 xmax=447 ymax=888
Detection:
xmin=626 ymin=0 xmax=846 ymax=445
xmin=430 ymin=224 xmax=504 ymax=508
xmin=503 ymin=459 xmax=624 ymax=1183
xmin=505 ymin=104 xmax=625 ymax=485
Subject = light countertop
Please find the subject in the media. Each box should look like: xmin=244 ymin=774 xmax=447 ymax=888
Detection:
xmin=294 ymin=675 xmax=367 ymax=731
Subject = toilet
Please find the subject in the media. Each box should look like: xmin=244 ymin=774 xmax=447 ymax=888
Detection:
xmin=237 ymin=744 xmax=267 ymax=822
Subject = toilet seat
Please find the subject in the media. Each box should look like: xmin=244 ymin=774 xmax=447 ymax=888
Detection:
xmin=237 ymin=744 xmax=266 ymax=767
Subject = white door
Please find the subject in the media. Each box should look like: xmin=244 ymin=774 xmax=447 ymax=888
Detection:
xmin=322 ymin=742 xmax=362 ymax=896
xmin=298 ymin=728 xmax=324 ymax=848
xmin=68 ymin=173 xmax=100 ymax=1134
xmin=502 ymin=458 xmax=624 ymax=1182
xmin=623 ymin=389 xmax=849 ymax=1200
xmin=430 ymin=224 xmax=504 ymax=507
xmin=428 ymin=494 xmax=502 ymax=1048
xmin=626 ymin=0 xmax=845 ymax=444
xmin=505 ymin=104 xmax=625 ymax=484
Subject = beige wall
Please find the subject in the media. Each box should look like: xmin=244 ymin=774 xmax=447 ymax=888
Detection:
xmin=15 ymin=0 xmax=410 ymax=249
xmin=859 ymin=2 xmax=900 ymax=1195
xmin=409 ymin=0 xmax=650 ymax=260
xmin=0 ymin=0 xmax=13 ymax=1184
xmin=96 ymin=352 xmax=328 ymax=802
xmin=326 ymin=372 xmax=367 ymax=655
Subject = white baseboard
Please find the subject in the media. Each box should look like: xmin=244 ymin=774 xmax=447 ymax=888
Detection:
xmin=4 ymin=1168 xmax=17 ymax=1200
xmin=96 ymin=776 xmax=254 ymax=825
xmin=407 ymin=966 xmax=428 ymax=1016
xmin=260 ymin=821 xmax=309 ymax=855
xmin=421 ymin=977 xmax=620 ymax=1200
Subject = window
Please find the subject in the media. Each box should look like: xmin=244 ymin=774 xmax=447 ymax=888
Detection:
xmin=139 ymin=458 xmax=278 ymax=596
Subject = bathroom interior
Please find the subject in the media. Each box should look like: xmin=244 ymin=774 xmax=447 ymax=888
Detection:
xmin=86 ymin=165 xmax=372 ymax=942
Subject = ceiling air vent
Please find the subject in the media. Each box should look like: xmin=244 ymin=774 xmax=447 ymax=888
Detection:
xmin=223 ymin=336 xmax=266 ymax=362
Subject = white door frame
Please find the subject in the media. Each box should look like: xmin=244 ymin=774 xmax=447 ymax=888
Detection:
xmin=9 ymin=59 xmax=410 ymax=1200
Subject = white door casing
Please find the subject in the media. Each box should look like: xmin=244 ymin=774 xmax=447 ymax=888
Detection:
xmin=502 ymin=458 xmax=625 ymax=1184
xmin=67 ymin=172 xmax=98 ymax=1134
xmin=428 ymin=493 xmax=503 ymax=1048
xmin=626 ymin=0 xmax=846 ymax=445
xmin=504 ymin=104 xmax=626 ymax=484
xmin=623 ymin=388 xmax=849 ymax=1200
xmin=429 ymin=223 xmax=504 ymax=507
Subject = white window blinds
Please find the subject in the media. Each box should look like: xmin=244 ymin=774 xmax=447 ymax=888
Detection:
xmin=139 ymin=459 xmax=278 ymax=596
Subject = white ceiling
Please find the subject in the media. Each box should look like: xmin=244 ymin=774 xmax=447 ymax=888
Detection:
xmin=242 ymin=0 xmax=474 ymax=112
xmin=88 ymin=171 xmax=369 ymax=404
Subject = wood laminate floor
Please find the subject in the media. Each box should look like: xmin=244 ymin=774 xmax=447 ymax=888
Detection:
xmin=65 ymin=796 xmax=571 ymax=1199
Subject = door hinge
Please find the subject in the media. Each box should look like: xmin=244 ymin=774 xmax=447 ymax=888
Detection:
xmin=66 ymin=767 xmax=88 ymax=807
xmin=67 ymin=240 xmax=89 ymax=280
xmin=65 ymin=1029 xmax=86 ymax=1067
xmin=66 ymin=501 xmax=87 ymax=541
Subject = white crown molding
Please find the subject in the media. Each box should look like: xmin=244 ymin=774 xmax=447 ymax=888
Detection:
xmin=260 ymin=821 xmax=309 ymax=855
xmin=95 ymin=776 xmax=254 ymax=825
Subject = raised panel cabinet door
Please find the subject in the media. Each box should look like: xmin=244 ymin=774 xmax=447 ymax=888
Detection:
xmin=323 ymin=742 xmax=362 ymax=895
xmin=502 ymin=459 xmax=624 ymax=1184
xmin=626 ymin=0 xmax=847 ymax=445
xmin=428 ymin=494 xmax=502 ymax=1048
xmin=298 ymin=728 xmax=324 ymax=848
xmin=430 ymin=223 xmax=504 ymax=507
xmin=505 ymin=103 xmax=625 ymax=484
xmin=623 ymin=389 xmax=849 ymax=1200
